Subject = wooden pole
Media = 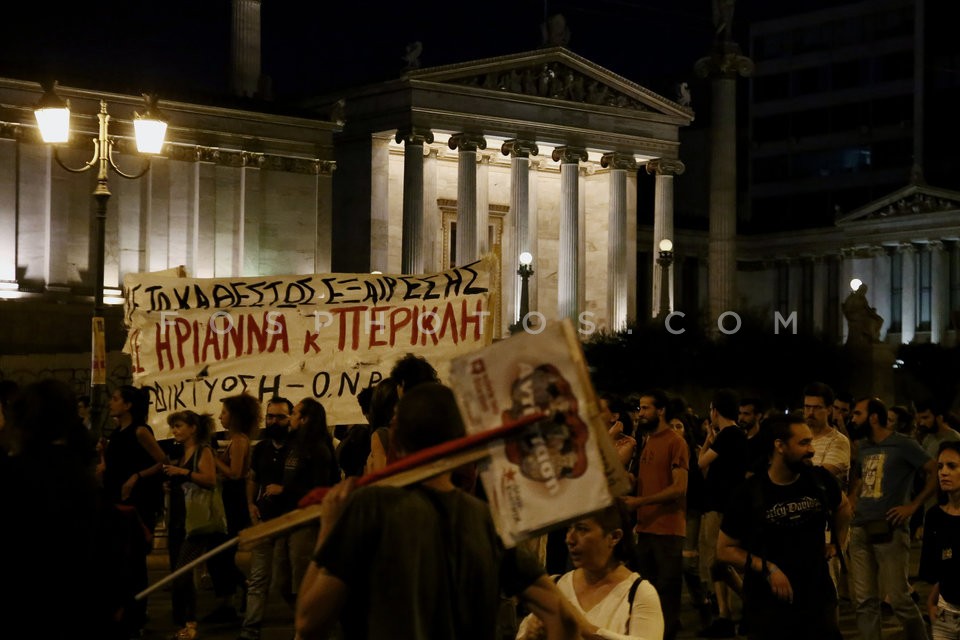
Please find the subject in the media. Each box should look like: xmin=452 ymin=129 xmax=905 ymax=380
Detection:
xmin=135 ymin=410 xmax=546 ymax=601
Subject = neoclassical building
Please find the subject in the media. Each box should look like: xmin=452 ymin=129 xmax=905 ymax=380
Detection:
xmin=0 ymin=78 xmax=340 ymax=362
xmin=1 ymin=44 xmax=958 ymax=391
xmin=316 ymin=47 xmax=694 ymax=337
xmin=736 ymin=182 xmax=960 ymax=345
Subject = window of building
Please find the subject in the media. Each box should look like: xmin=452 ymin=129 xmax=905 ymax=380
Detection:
xmin=757 ymin=33 xmax=789 ymax=59
xmin=793 ymin=66 xmax=831 ymax=95
xmin=754 ymin=73 xmax=791 ymax=102
xmin=870 ymin=94 xmax=912 ymax=127
xmin=752 ymin=155 xmax=790 ymax=183
xmin=831 ymin=101 xmax=869 ymax=133
xmin=832 ymin=17 xmax=863 ymax=46
xmin=792 ymin=107 xmax=830 ymax=138
xmin=918 ymin=246 xmax=932 ymax=330
xmin=890 ymin=250 xmax=902 ymax=332
xmin=872 ymin=138 xmax=912 ymax=170
xmin=876 ymin=51 xmax=914 ymax=82
xmin=831 ymin=60 xmax=865 ymax=90
xmin=872 ymin=6 xmax=914 ymax=39
xmin=753 ymin=114 xmax=790 ymax=142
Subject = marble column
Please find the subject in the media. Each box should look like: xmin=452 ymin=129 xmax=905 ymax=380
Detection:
xmin=696 ymin=41 xmax=753 ymax=331
xmin=645 ymin=158 xmax=686 ymax=318
xmin=601 ymin=152 xmax=638 ymax=331
xmin=872 ymin=247 xmax=892 ymax=341
xmin=423 ymin=147 xmax=439 ymax=271
xmin=478 ymin=153 xmax=490 ymax=255
xmin=900 ymin=243 xmax=917 ymax=344
xmin=448 ymin=133 xmax=486 ymax=265
xmin=552 ymin=146 xmax=588 ymax=322
xmin=0 ymin=138 xmax=18 ymax=288
xmin=502 ymin=140 xmax=539 ymax=321
xmin=930 ymin=240 xmax=948 ymax=344
xmin=396 ymin=127 xmax=433 ymax=274
xmin=951 ymin=241 xmax=960 ymax=329
xmin=230 ymin=0 xmax=262 ymax=98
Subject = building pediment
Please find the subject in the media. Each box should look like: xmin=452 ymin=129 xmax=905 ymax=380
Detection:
xmin=837 ymin=183 xmax=960 ymax=224
xmin=406 ymin=47 xmax=693 ymax=123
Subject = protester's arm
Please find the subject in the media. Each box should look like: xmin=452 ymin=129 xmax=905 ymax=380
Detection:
xmin=699 ymin=425 xmax=720 ymax=472
xmin=518 ymin=575 xmax=582 ymax=640
xmin=122 ymin=426 xmax=168 ymax=500
xmin=832 ymin=492 xmax=852 ymax=552
xmin=821 ymin=434 xmax=851 ymax=487
xmin=717 ymin=529 xmax=793 ymax=603
xmin=296 ymin=477 xmax=358 ymax=639
xmin=622 ymin=467 xmax=687 ymax=509
xmin=164 ymin=446 xmax=217 ymax=488
xmin=927 ymin=583 xmax=941 ymax=622
xmin=247 ymin=467 xmax=261 ymax=523
xmin=887 ymin=458 xmax=937 ymax=526
xmin=295 ymin=567 xmax=347 ymax=640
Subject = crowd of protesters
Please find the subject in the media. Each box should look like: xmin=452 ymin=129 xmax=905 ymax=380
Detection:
xmin=2 ymin=360 xmax=960 ymax=640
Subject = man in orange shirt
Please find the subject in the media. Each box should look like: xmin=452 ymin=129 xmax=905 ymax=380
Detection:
xmin=620 ymin=388 xmax=689 ymax=640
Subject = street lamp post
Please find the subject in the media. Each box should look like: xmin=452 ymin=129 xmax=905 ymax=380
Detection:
xmin=510 ymin=252 xmax=534 ymax=334
xmin=656 ymin=238 xmax=674 ymax=320
xmin=34 ymin=81 xmax=168 ymax=436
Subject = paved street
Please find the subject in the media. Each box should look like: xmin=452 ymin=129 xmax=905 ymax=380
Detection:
xmin=140 ymin=537 xmax=928 ymax=640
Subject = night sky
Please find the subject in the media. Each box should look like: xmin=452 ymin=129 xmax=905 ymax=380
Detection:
xmin=0 ymin=0 xmax=838 ymax=107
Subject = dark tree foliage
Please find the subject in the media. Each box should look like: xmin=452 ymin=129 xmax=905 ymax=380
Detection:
xmin=583 ymin=313 xmax=858 ymax=410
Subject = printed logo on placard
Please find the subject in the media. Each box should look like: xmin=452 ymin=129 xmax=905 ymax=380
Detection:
xmin=502 ymin=363 xmax=590 ymax=494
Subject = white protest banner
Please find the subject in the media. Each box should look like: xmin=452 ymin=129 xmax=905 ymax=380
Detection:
xmin=123 ymin=257 xmax=495 ymax=438
xmin=448 ymin=319 xmax=630 ymax=546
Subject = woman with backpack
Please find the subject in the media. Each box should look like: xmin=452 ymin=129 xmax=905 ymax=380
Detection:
xmin=516 ymin=503 xmax=664 ymax=639
xmin=163 ymin=410 xmax=228 ymax=640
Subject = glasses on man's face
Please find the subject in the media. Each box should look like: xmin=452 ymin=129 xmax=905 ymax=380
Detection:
xmin=803 ymin=405 xmax=826 ymax=412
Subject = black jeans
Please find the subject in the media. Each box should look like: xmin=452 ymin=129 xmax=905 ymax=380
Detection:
xmin=635 ymin=532 xmax=684 ymax=640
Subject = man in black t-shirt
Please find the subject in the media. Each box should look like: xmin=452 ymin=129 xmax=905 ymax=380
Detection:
xmin=698 ymin=388 xmax=749 ymax=637
xmin=718 ymin=413 xmax=852 ymax=640
xmin=240 ymin=397 xmax=293 ymax=640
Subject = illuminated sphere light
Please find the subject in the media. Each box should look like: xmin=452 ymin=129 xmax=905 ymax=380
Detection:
xmin=519 ymin=252 xmax=533 ymax=266
xmin=850 ymin=278 xmax=863 ymax=291
xmin=659 ymin=238 xmax=673 ymax=252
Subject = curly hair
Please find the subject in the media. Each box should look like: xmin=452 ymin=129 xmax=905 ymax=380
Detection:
xmin=221 ymin=393 xmax=262 ymax=437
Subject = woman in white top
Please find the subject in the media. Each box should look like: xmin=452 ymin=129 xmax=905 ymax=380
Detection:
xmin=517 ymin=504 xmax=664 ymax=640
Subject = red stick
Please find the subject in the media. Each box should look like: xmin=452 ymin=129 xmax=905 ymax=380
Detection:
xmin=297 ymin=410 xmax=548 ymax=508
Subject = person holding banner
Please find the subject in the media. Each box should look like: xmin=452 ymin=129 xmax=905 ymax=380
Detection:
xmin=295 ymin=382 xmax=581 ymax=640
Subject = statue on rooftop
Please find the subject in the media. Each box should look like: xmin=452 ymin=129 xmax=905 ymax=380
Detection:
xmin=842 ymin=282 xmax=884 ymax=347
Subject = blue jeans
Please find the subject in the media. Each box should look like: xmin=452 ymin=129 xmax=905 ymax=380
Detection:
xmin=848 ymin=526 xmax=926 ymax=640
xmin=240 ymin=537 xmax=291 ymax=639
xmin=239 ymin=524 xmax=318 ymax=639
